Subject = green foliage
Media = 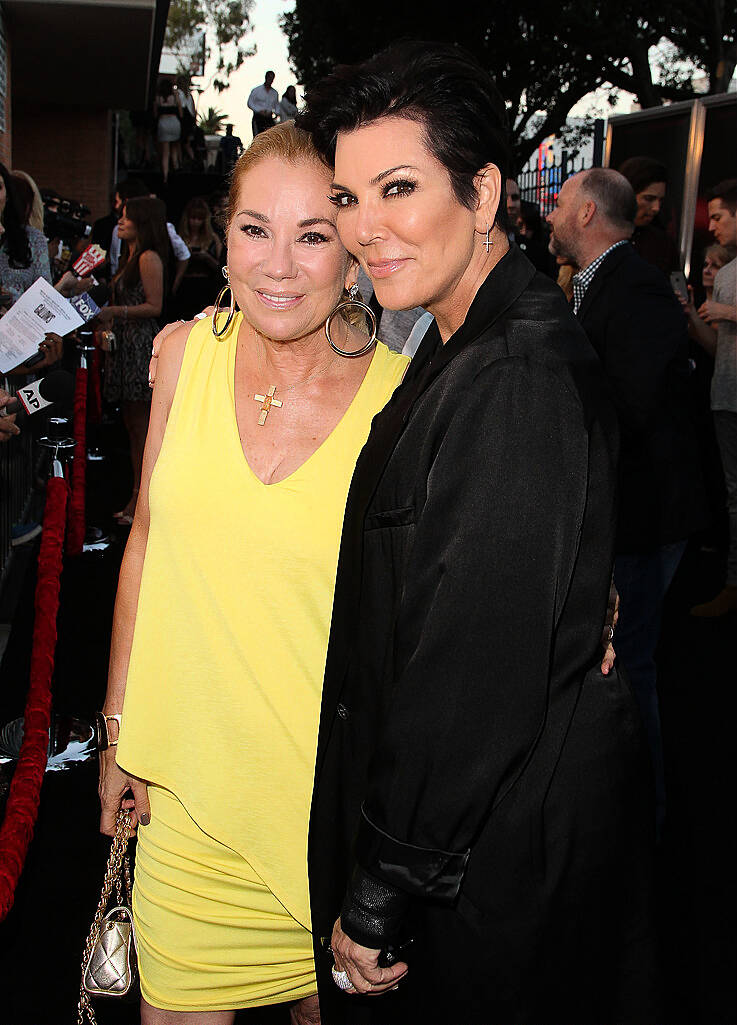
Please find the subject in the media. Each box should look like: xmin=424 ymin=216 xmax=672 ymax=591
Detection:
xmin=282 ymin=0 xmax=737 ymax=171
xmin=165 ymin=0 xmax=256 ymax=93
xmin=197 ymin=106 xmax=228 ymax=135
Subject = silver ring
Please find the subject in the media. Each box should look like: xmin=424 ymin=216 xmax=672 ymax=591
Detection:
xmin=331 ymin=966 xmax=354 ymax=991
xmin=606 ymin=625 xmax=614 ymax=642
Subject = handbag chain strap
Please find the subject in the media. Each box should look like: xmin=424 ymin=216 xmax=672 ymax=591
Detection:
xmin=77 ymin=810 xmax=132 ymax=1025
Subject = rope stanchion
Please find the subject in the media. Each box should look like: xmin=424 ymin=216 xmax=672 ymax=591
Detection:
xmin=89 ymin=340 xmax=102 ymax=425
xmin=0 ymin=473 xmax=69 ymax=920
xmin=67 ymin=364 xmax=88 ymax=556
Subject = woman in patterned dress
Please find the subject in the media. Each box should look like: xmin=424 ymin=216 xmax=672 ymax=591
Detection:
xmin=97 ymin=196 xmax=168 ymax=523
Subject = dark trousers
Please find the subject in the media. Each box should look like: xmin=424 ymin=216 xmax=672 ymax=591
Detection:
xmin=614 ymin=539 xmax=687 ymax=835
xmin=251 ymin=113 xmax=274 ymax=137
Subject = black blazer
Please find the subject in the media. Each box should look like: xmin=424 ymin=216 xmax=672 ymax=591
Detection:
xmin=577 ymin=242 xmax=707 ymax=552
xmin=309 ymin=246 xmax=655 ymax=1022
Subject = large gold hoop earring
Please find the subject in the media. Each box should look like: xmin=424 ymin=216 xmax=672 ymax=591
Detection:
xmin=212 ymin=267 xmax=235 ymax=338
xmin=324 ymin=285 xmax=377 ymax=358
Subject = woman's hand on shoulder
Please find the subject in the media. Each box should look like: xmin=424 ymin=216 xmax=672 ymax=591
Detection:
xmin=149 ymin=308 xmax=214 ymax=388
xmin=149 ymin=319 xmax=191 ymax=390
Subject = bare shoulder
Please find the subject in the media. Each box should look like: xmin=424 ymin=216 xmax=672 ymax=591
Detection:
xmin=153 ymin=321 xmax=194 ymax=411
xmin=139 ymin=248 xmax=163 ymax=272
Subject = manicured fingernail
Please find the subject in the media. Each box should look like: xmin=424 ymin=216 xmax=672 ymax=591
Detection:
xmin=140 ymin=812 xmax=150 ymax=825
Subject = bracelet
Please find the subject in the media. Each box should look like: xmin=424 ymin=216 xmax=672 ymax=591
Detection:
xmin=95 ymin=712 xmax=122 ymax=751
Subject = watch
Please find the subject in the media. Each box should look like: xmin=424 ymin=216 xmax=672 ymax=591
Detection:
xmin=95 ymin=712 xmax=122 ymax=751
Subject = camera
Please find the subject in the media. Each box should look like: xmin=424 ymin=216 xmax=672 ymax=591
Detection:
xmin=42 ymin=190 xmax=92 ymax=242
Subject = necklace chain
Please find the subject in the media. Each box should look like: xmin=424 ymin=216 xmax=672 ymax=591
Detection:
xmin=256 ymin=339 xmax=333 ymax=395
xmin=252 ymin=338 xmax=335 ymax=425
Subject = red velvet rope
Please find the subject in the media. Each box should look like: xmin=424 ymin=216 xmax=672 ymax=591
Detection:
xmin=89 ymin=342 xmax=102 ymax=425
xmin=0 ymin=475 xmax=69 ymax=920
xmin=67 ymin=366 xmax=87 ymax=556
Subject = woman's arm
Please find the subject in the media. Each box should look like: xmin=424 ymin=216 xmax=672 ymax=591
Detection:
xmin=699 ymin=299 xmax=737 ymax=324
xmin=29 ymin=227 xmax=52 ymax=284
xmin=679 ymin=288 xmax=717 ymax=357
xmin=99 ymin=323 xmax=189 ymax=835
xmin=339 ymin=359 xmax=606 ymax=943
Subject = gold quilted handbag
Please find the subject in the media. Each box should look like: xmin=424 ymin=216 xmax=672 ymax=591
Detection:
xmin=78 ymin=810 xmax=138 ymax=1024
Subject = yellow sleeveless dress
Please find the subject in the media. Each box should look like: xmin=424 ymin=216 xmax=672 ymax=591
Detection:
xmin=116 ymin=313 xmax=408 ymax=1011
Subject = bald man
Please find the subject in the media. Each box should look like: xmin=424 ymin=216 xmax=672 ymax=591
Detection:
xmin=548 ymin=168 xmax=707 ymax=833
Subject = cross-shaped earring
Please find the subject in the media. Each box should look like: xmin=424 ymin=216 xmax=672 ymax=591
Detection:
xmin=483 ymin=225 xmax=492 ymax=253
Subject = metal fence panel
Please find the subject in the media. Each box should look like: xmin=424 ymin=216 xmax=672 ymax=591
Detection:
xmin=519 ymin=153 xmax=592 ymax=216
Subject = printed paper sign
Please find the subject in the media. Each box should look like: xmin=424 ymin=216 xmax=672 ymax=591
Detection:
xmin=0 ymin=278 xmax=85 ymax=373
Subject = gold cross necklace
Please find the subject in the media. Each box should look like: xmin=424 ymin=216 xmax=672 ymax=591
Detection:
xmin=253 ymin=339 xmax=335 ymax=426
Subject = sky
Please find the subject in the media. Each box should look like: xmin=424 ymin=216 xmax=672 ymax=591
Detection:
xmin=193 ymin=1 xmax=704 ymax=144
xmin=196 ymin=0 xmax=298 ymax=142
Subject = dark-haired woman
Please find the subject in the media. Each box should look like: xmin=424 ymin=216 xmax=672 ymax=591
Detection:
xmin=619 ymin=156 xmax=680 ymax=276
xmin=299 ymin=43 xmax=656 ymax=1025
xmin=97 ymin=196 xmax=167 ymax=522
xmin=0 ymin=161 xmax=51 ymax=306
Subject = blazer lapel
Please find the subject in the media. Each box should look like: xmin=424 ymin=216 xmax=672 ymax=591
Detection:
xmin=314 ymin=246 xmax=537 ymax=780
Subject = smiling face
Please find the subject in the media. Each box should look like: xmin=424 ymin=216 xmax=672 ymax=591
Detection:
xmin=634 ymin=181 xmax=666 ymax=227
xmin=708 ymin=198 xmax=737 ymax=248
xmin=331 ymin=117 xmax=493 ymax=315
xmin=226 ymin=156 xmax=355 ymax=344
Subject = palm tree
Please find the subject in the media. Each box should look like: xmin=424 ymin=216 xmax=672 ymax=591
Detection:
xmin=197 ymin=106 xmax=227 ymax=135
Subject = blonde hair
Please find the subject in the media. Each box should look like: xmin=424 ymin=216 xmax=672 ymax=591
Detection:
xmin=12 ymin=170 xmax=44 ymax=233
xmin=704 ymin=244 xmax=731 ymax=270
xmin=227 ymin=122 xmax=366 ymax=332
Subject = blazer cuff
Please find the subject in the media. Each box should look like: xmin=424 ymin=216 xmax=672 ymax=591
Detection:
xmin=355 ymin=807 xmax=470 ymax=902
xmin=340 ymin=865 xmax=409 ymax=949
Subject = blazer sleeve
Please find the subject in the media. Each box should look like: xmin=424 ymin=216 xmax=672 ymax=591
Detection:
xmin=343 ymin=356 xmax=598 ymax=941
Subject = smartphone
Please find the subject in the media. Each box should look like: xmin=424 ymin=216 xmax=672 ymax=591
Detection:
xmin=670 ymin=271 xmax=689 ymax=303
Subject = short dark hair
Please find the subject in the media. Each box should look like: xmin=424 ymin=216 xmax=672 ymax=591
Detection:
xmin=298 ymin=41 xmax=511 ymax=226
xmin=707 ymin=178 xmax=737 ymax=215
xmin=618 ymin=156 xmax=668 ymax=194
xmin=579 ymin=168 xmax=637 ymax=230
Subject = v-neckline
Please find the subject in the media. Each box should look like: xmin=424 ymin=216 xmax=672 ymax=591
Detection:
xmin=228 ymin=317 xmax=379 ymax=488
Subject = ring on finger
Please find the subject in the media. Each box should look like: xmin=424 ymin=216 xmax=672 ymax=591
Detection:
xmin=331 ymin=966 xmax=354 ymax=991
xmin=606 ymin=625 xmax=614 ymax=642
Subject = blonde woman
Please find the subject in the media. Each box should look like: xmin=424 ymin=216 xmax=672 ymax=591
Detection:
xmin=97 ymin=123 xmax=408 ymax=1025
xmin=175 ymin=195 xmax=223 ymax=319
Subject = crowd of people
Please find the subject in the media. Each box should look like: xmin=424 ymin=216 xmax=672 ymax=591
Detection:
xmin=0 ymin=41 xmax=735 ymax=1025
